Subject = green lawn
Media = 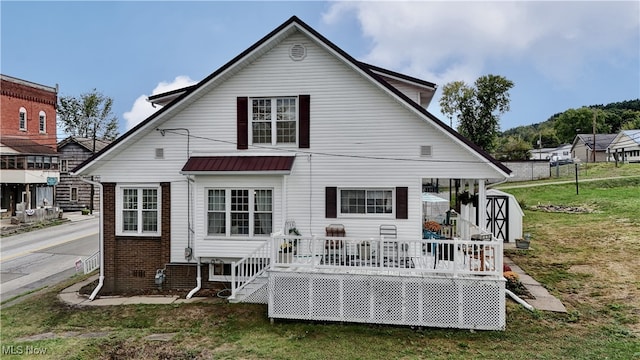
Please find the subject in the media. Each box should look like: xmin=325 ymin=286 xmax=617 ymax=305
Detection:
xmin=1 ymin=164 xmax=639 ymax=359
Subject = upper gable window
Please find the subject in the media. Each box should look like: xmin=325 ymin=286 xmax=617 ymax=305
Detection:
xmin=39 ymin=111 xmax=46 ymax=133
xmin=19 ymin=107 xmax=27 ymax=130
xmin=250 ymin=97 xmax=297 ymax=145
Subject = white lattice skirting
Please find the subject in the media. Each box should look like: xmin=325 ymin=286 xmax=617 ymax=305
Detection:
xmin=268 ymin=271 xmax=505 ymax=331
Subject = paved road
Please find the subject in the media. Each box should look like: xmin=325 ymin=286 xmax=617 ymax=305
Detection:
xmin=0 ymin=218 xmax=99 ymax=303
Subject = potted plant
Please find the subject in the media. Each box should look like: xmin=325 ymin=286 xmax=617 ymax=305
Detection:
xmin=279 ymin=227 xmax=300 ymax=263
xmin=515 ymin=233 xmax=531 ymax=249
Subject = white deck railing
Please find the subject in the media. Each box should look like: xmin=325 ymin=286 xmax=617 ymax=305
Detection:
xmin=271 ymin=233 xmax=503 ymax=278
xmin=83 ymin=251 xmax=100 ymax=274
xmin=230 ymin=238 xmax=273 ymax=300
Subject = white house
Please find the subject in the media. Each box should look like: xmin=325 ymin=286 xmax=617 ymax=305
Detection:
xmin=608 ymin=130 xmax=640 ymax=163
xmin=74 ymin=17 xmax=512 ymax=330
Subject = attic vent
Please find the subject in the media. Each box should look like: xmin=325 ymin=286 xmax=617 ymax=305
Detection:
xmin=420 ymin=145 xmax=432 ymax=157
xmin=155 ymin=148 xmax=164 ymax=159
xmin=289 ymin=44 xmax=307 ymax=61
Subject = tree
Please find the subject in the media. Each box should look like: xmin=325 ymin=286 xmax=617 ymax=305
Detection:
xmin=439 ymin=75 xmax=514 ymax=153
xmin=494 ymin=136 xmax=532 ymax=161
xmin=553 ymin=107 xmax=610 ymax=144
xmin=58 ymin=89 xmax=119 ymax=141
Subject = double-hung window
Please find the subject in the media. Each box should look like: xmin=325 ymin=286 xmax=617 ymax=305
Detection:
xmin=207 ymin=188 xmax=273 ymax=237
xmin=117 ymin=185 xmax=161 ymax=236
xmin=60 ymin=159 xmax=69 ymax=173
xmin=250 ymin=97 xmax=297 ymax=145
xmin=340 ymin=189 xmax=394 ymax=216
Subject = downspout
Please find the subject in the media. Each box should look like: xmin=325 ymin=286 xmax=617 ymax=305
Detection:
xmin=79 ymin=176 xmax=104 ymax=301
xmin=186 ymin=257 xmax=201 ymax=299
xmin=505 ymin=289 xmax=534 ymax=311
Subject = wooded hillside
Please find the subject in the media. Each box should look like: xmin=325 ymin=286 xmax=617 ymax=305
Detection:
xmin=495 ymin=99 xmax=640 ymax=160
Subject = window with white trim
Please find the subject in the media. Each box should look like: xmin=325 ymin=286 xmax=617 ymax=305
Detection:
xmin=340 ymin=189 xmax=393 ymax=215
xmin=39 ymin=111 xmax=46 ymax=133
xmin=116 ymin=185 xmax=161 ymax=236
xmin=250 ymin=97 xmax=297 ymax=145
xmin=19 ymin=107 xmax=27 ymax=130
xmin=70 ymin=187 xmax=78 ymax=202
xmin=206 ymin=188 xmax=272 ymax=237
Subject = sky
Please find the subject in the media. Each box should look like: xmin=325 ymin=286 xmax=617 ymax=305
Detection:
xmin=2 ymin=1 xmax=639 ymax=138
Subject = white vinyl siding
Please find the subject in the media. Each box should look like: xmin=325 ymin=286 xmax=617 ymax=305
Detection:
xmin=89 ymin=31 xmax=508 ymax=260
xmin=116 ymin=184 xmax=161 ymax=236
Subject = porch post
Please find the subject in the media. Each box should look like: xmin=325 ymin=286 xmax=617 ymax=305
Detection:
xmin=477 ymin=179 xmax=486 ymax=232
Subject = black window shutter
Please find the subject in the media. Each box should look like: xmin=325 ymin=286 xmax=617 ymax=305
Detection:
xmin=237 ymin=97 xmax=248 ymax=150
xmin=325 ymin=187 xmax=337 ymax=218
xmin=396 ymin=187 xmax=408 ymax=219
xmin=299 ymin=95 xmax=310 ymax=148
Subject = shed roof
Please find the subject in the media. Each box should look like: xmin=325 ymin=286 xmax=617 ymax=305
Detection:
xmin=0 ymin=137 xmax=57 ymax=155
xmin=181 ymin=156 xmax=295 ymax=174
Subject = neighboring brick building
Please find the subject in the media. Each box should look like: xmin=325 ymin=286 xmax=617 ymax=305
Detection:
xmin=1 ymin=74 xmax=59 ymax=217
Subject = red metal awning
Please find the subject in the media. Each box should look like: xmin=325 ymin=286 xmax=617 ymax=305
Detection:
xmin=181 ymin=155 xmax=295 ymax=174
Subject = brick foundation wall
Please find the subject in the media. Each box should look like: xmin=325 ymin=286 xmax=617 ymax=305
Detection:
xmin=101 ymin=181 xmax=224 ymax=294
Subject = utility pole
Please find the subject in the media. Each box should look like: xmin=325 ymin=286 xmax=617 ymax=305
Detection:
xmin=539 ymin=133 xmax=542 ymax=159
xmin=592 ymin=110 xmax=597 ymax=163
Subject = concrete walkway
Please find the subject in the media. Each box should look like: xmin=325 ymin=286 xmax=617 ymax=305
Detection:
xmin=504 ymin=256 xmax=567 ymax=313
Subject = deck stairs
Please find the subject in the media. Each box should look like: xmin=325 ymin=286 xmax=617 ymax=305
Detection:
xmin=228 ymin=272 xmax=268 ymax=304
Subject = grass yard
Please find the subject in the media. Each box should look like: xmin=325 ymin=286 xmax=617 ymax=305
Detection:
xmin=1 ymin=164 xmax=639 ymax=359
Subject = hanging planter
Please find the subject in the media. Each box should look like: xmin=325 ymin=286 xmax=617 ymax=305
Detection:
xmin=458 ymin=191 xmax=478 ymax=206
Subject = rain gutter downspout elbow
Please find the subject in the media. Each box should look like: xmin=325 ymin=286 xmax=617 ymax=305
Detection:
xmin=79 ymin=176 xmax=104 ymax=301
xmin=186 ymin=257 xmax=201 ymax=299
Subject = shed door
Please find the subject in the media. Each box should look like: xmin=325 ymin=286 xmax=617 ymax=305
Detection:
xmin=486 ymin=195 xmax=509 ymax=242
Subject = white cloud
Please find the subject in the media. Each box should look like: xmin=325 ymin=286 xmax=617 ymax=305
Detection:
xmin=123 ymin=75 xmax=197 ymax=130
xmin=323 ymin=1 xmax=640 ymax=88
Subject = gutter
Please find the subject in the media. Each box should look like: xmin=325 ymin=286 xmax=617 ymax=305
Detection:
xmin=79 ymin=176 xmax=104 ymax=301
xmin=186 ymin=257 xmax=202 ymax=299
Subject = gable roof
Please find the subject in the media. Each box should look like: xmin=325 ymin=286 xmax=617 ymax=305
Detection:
xmin=572 ymin=134 xmax=617 ymax=151
xmin=73 ymin=16 xmax=511 ymax=177
xmin=148 ymin=61 xmax=437 ymax=107
xmin=609 ymin=129 xmax=640 ymax=150
xmin=58 ymin=136 xmax=111 ymax=153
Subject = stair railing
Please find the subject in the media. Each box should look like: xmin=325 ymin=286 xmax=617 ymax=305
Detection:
xmin=230 ymin=235 xmax=274 ymax=300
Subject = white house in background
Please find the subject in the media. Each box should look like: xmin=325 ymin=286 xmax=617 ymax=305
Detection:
xmin=608 ymin=130 xmax=640 ymax=163
xmin=531 ymin=144 xmax=572 ymax=163
xmin=73 ymin=16 xmax=512 ymax=330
